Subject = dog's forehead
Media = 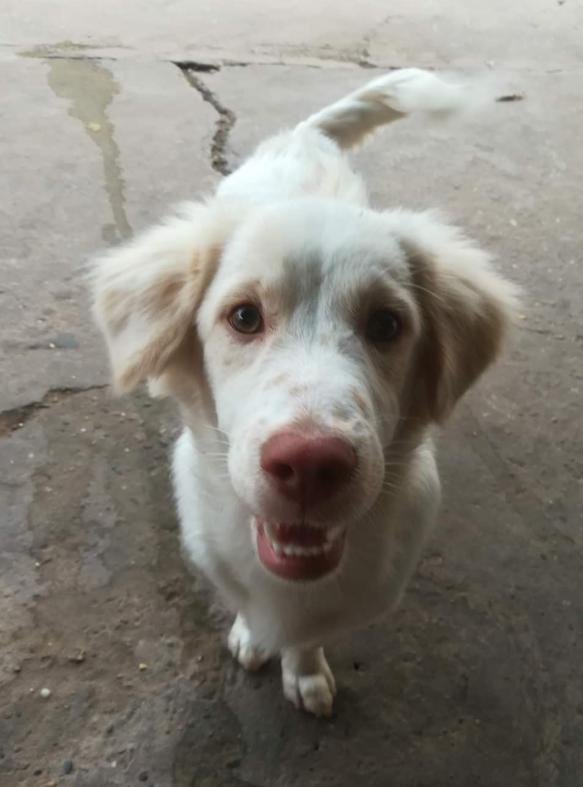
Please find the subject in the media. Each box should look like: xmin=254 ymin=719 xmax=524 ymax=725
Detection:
xmin=218 ymin=200 xmax=410 ymax=292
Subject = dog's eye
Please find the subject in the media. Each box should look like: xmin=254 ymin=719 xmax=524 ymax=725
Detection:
xmin=228 ymin=303 xmax=264 ymax=335
xmin=365 ymin=309 xmax=401 ymax=343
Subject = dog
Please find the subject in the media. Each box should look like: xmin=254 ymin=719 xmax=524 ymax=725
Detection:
xmin=92 ymin=69 xmax=518 ymax=717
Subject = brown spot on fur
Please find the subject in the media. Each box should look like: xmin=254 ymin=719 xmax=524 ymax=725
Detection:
xmin=288 ymin=384 xmax=308 ymax=397
xmin=153 ymin=329 xmax=216 ymax=418
xmin=113 ymin=244 xmax=222 ymax=392
xmin=270 ymin=372 xmax=289 ymax=387
xmin=404 ymin=245 xmax=507 ymax=424
xmin=190 ymin=244 xmax=222 ymax=295
xmin=142 ymin=274 xmax=185 ymax=317
xmin=352 ymin=390 xmax=370 ymax=415
xmin=291 ymin=415 xmax=321 ymax=432
xmin=103 ymin=289 xmax=131 ymax=335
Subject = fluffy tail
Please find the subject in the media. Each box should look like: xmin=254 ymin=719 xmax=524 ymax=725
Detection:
xmin=301 ymin=68 xmax=470 ymax=150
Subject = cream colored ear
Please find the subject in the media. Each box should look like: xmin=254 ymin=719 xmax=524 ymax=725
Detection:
xmin=92 ymin=202 xmax=229 ymax=394
xmin=395 ymin=211 xmax=520 ymax=422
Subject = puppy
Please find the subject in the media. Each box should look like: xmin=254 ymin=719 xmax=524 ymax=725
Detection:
xmin=92 ymin=69 xmax=518 ymax=717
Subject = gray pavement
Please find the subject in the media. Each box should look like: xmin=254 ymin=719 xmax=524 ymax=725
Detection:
xmin=1 ymin=3 xmax=582 ymax=786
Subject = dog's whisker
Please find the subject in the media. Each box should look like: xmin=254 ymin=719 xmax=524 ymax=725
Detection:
xmin=193 ymin=424 xmax=230 ymax=442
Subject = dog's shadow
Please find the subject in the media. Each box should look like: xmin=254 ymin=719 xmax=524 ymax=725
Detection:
xmin=172 ymin=574 xmax=543 ymax=787
xmin=132 ymin=394 xmax=547 ymax=786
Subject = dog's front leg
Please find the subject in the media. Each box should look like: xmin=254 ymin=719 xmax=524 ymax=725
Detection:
xmin=281 ymin=645 xmax=336 ymax=717
xmin=227 ymin=613 xmax=271 ymax=671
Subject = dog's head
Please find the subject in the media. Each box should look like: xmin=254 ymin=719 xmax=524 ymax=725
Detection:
xmin=93 ymin=198 xmax=517 ymax=581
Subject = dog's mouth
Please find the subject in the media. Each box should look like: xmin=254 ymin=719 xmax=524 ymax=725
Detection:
xmin=252 ymin=518 xmax=345 ymax=581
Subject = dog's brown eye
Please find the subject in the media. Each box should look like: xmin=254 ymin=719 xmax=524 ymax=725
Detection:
xmin=366 ymin=309 xmax=401 ymax=343
xmin=228 ymin=303 xmax=264 ymax=335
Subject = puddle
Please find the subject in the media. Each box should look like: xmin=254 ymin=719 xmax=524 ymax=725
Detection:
xmin=46 ymin=58 xmax=132 ymax=242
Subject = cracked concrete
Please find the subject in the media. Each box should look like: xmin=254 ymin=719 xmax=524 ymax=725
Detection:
xmin=0 ymin=386 xmax=108 ymax=438
xmin=0 ymin=57 xmax=216 ymax=414
xmin=1 ymin=2 xmax=583 ymax=786
xmin=179 ymin=66 xmax=236 ymax=176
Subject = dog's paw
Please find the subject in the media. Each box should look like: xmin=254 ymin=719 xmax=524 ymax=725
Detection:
xmin=227 ymin=614 xmax=270 ymax=671
xmin=281 ymin=647 xmax=336 ymax=718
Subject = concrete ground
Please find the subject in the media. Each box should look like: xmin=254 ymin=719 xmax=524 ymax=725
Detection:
xmin=1 ymin=2 xmax=582 ymax=785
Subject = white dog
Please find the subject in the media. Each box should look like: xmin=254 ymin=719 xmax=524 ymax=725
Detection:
xmin=92 ymin=69 xmax=518 ymax=717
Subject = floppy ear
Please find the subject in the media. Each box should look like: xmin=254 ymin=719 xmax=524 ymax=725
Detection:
xmin=396 ymin=212 xmax=519 ymax=423
xmin=92 ymin=202 xmax=233 ymax=394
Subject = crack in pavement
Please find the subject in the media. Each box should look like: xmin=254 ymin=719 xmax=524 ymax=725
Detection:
xmin=0 ymin=385 xmax=109 ymax=437
xmin=14 ymin=43 xmax=583 ymax=73
xmin=172 ymin=56 xmax=380 ymax=70
xmin=174 ymin=59 xmax=515 ymax=179
xmin=177 ymin=65 xmax=236 ymax=176
xmin=172 ymin=60 xmax=220 ymax=73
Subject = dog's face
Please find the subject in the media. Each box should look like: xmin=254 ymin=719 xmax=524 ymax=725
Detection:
xmin=197 ymin=202 xmax=421 ymax=578
xmin=93 ymin=198 xmax=516 ymax=582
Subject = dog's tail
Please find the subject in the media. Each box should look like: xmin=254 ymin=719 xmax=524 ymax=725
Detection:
xmin=300 ymin=68 xmax=471 ymax=150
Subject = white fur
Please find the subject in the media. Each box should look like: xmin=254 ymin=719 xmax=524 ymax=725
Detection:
xmin=92 ymin=70 xmax=519 ymax=716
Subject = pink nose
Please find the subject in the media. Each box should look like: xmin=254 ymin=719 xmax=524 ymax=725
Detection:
xmin=260 ymin=431 xmax=357 ymax=507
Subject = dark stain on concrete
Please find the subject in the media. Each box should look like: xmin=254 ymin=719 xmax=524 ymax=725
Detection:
xmin=46 ymin=58 xmax=133 ymax=242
